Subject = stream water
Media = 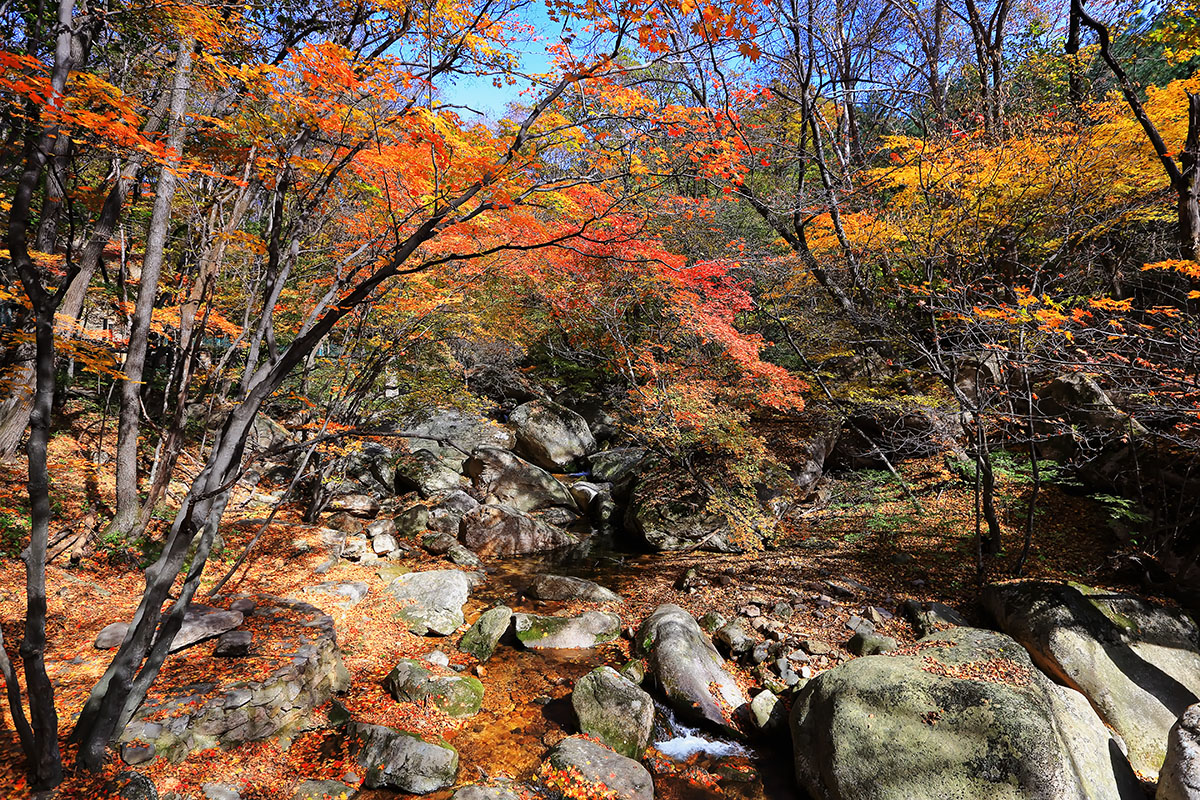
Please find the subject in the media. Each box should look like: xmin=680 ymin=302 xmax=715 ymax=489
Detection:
xmin=446 ymin=529 xmax=802 ymax=800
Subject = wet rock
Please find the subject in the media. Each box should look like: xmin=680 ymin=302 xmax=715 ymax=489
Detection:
xmin=620 ymin=659 xmax=645 ymax=684
xmin=572 ymin=666 xmax=654 ymax=758
xmin=525 ymin=574 xmax=620 ymax=603
xmin=791 ymin=627 xmax=1141 ymax=800
xmin=514 ymin=611 xmax=621 ymax=649
xmin=510 ymin=400 xmax=597 ymax=472
xmin=568 ymin=481 xmax=613 ymax=520
xmin=385 ymin=570 xmax=472 ymax=636
xmin=1158 ymin=703 xmax=1200 ymax=800
xmin=985 ymin=580 xmax=1200 ymax=779
xmin=460 ymin=504 xmax=577 ymax=557
xmin=635 ymin=604 xmax=748 ymax=737
xmin=384 ymin=658 xmax=485 ymax=718
xmin=545 ymin=736 xmax=653 ymax=800
xmin=465 ymin=447 xmax=576 ymax=512
xmin=213 ymin=630 xmax=252 ymax=658
xmin=847 ymin=631 xmax=897 ymax=656
xmin=458 ymin=606 xmax=513 ymax=661
xmin=902 ymin=599 xmax=969 ymax=638
xmin=346 ymin=721 xmax=458 ymax=792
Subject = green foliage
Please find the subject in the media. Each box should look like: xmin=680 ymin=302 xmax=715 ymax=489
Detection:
xmin=0 ymin=508 xmax=27 ymax=557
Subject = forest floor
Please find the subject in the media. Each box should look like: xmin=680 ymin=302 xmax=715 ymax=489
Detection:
xmin=0 ymin=413 xmax=1152 ymax=800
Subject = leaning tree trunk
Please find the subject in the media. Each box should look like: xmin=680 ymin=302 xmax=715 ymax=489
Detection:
xmin=1180 ymin=92 xmax=1199 ymax=262
xmin=107 ymin=36 xmax=194 ymax=539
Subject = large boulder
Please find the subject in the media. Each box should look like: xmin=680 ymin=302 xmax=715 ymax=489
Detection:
xmin=465 ymin=447 xmax=576 ymax=512
xmin=1159 ymin=704 xmax=1200 ymax=800
xmin=95 ymin=605 xmax=244 ymax=653
xmin=790 ymin=626 xmax=1141 ymax=800
xmin=460 ymin=504 xmax=577 ymax=557
xmin=984 ymin=580 xmax=1200 ymax=779
xmin=402 ymin=409 xmax=515 ymax=472
xmin=635 ymin=604 xmax=747 ymax=736
xmin=514 ymin=611 xmax=621 ymax=649
xmin=346 ymin=721 xmax=458 ymax=792
xmin=428 ymin=489 xmax=480 ymax=535
xmin=458 ymin=606 xmax=513 ymax=661
xmin=384 ymin=658 xmax=484 ymax=718
xmin=509 ymin=400 xmax=597 ymax=471
xmin=545 ymin=736 xmax=653 ymax=800
xmin=525 ymin=574 xmax=620 ymax=603
xmin=588 ymin=448 xmax=647 ymax=500
xmin=1037 ymin=373 xmax=1145 ymax=434
xmin=625 ymin=474 xmax=735 ymax=552
xmin=572 ymin=666 xmax=654 ymax=758
xmin=393 ymin=449 xmax=466 ymax=497
xmin=385 ymin=570 xmax=473 ymax=636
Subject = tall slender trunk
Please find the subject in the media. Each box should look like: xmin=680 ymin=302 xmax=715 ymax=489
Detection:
xmin=107 ymin=37 xmax=194 ymax=539
xmin=1180 ymin=92 xmax=1199 ymax=262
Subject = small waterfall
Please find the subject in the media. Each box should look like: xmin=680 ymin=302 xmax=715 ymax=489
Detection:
xmin=651 ymin=699 xmax=750 ymax=760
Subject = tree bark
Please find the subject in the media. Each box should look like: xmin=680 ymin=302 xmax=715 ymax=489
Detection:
xmin=107 ymin=36 xmax=194 ymax=539
xmin=1180 ymin=92 xmax=1199 ymax=262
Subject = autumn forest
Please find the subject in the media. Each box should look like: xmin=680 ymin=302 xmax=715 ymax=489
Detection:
xmin=1 ymin=0 xmax=1199 ymax=797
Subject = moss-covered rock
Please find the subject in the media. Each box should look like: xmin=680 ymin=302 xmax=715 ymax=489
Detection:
xmin=383 ymin=658 xmax=484 ymax=718
xmin=513 ymin=611 xmax=621 ymax=649
xmin=984 ymin=580 xmax=1200 ymax=779
xmin=790 ymin=626 xmax=1141 ymax=800
xmin=458 ymin=606 xmax=512 ymax=662
xmin=571 ymin=666 xmax=654 ymax=758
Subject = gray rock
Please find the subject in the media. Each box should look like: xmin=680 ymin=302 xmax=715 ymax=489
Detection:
xmin=458 ymin=606 xmax=513 ymax=661
xmin=902 ymin=599 xmax=969 ymax=638
xmin=698 ymin=611 xmax=727 ymax=633
xmin=447 ymin=543 xmax=484 ymax=568
xmin=985 ymin=580 xmax=1200 ymax=779
xmin=422 ymin=531 xmax=458 ymax=554
xmin=394 ymin=504 xmax=431 ymax=537
xmin=847 ymin=631 xmax=897 ymax=656
xmin=213 ymin=630 xmax=252 ymax=658
xmin=514 ymin=611 xmax=621 ymax=649
xmin=401 ymin=408 xmax=516 ymax=472
xmin=546 ymin=736 xmax=653 ymax=800
xmin=427 ymin=649 xmax=450 ymax=667
xmin=572 ymin=666 xmax=654 ymax=758
xmin=509 ymin=400 xmax=597 ymax=471
xmin=229 ymin=598 xmax=256 ymax=615
xmin=525 ymin=574 xmax=620 ymax=603
xmin=386 ymin=570 xmax=472 ymax=635
xmin=428 ymin=490 xmax=480 ymax=534
xmin=346 ymin=721 xmax=458 ymax=792
xmin=328 ymin=494 xmax=380 ymax=517
xmin=384 ymin=659 xmax=485 ymax=718
xmin=290 ymin=780 xmax=356 ymax=800
xmin=116 ymin=771 xmax=157 ymax=800
xmin=635 ymin=604 xmax=748 ymax=736
xmin=749 ymin=689 xmax=785 ymax=733
xmin=202 ymin=784 xmax=241 ymax=800
xmin=460 ymin=504 xmax=577 ymax=557
xmin=451 ymin=787 xmax=521 ymax=800
xmin=372 ymin=533 xmax=398 ymax=555
xmin=366 ymin=518 xmax=397 ymax=538
xmin=465 ymin=447 xmax=576 ymax=512
xmin=588 ymin=448 xmax=647 ymax=499
xmin=96 ymin=621 xmax=128 ymax=649
xmin=121 ymin=742 xmax=155 ymax=765
xmin=714 ymin=621 xmax=755 ymax=659
xmin=1159 ymin=704 xmax=1200 ymax=800
xmin=393 ymin=448 xmax=467 ymax=497
xmin=303 ymin=581 xmax=369 ymax=609
xmin=791 ymin=626 xmax=1141 ymax=800
xmin=625 ymin=475 xmax=735 ymax=552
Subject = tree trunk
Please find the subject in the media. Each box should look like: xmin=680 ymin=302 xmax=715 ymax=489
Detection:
xmin=107 ymin=37 xmax=194 ymax=539
xmin=1180 ymin=92 xmax=1199 ymax=262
